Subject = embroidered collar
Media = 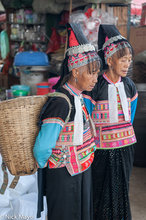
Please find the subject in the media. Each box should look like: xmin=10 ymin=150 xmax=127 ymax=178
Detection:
xmin=103 ymin=72 xmax=121 ymax=84
xmin=63 ymin=83 xmax=82 ymax=96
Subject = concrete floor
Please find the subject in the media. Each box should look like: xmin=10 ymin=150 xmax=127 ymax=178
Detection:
xmin=130 ymin=166 xmax=146 ymax=220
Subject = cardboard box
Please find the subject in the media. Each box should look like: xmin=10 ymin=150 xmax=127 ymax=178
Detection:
xmin=130 ymin=26 xmax=146 ymax=55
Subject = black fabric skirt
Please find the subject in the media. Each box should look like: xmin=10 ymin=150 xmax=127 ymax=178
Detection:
xmin=92 ymin=145 xmax=135 ymax=220
xmin=45 ymin=166 xmax=93 ymax=220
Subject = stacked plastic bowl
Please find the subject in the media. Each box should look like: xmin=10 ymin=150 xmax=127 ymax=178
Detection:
xmin=11 ymin=85 xmax=30 ymax=98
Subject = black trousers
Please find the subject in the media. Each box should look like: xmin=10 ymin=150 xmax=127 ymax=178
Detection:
xmin=92 ymin=145 xmax=135 ymax=220
xmin=45 ymin=166 xmax=93 ymax=220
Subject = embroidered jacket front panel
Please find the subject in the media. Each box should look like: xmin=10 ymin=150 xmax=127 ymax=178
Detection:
xmin=49 ymin=120 xmax=95 ymax=175
xmin=91 ymin=74 xmax=138 ymax=149
xmin=43 ymin=83 xmax=96 ymax=176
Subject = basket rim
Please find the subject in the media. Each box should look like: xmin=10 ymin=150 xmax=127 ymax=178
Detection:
xmin=0 ymin=95 xmax=48 ymax=105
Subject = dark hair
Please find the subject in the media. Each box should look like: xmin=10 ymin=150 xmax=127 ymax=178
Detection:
xmin=53 ymin=55 xmax=70 ymax=90
xmin=61 ymin=72 xmax=72 ymax=86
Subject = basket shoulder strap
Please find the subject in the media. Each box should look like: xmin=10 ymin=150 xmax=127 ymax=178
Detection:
xmin=0 ymin=162 xmax=8 ymax=194
xmin=38 ymin=92 xmax=72 ymax=129
xmin=47 ymin=92 xmax=72 ymax=123
xmin=0 ymin=161 xmax=20 ymax=194
xmin=9 ymin=176 xmax=20 ymax=189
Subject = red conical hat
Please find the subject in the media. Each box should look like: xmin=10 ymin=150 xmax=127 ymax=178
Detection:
xmin=68 ymin=27 xmax=79 ymax=47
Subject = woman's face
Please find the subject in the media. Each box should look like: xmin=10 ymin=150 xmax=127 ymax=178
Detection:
xmin=109 ymin=47 xmax=132 ymax=78
xmin=75 ymin=61 xmax=99 ymax=91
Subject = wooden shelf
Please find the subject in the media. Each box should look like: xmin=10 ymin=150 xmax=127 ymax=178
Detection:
xmin=10 ymin=39 xmax=47 ymax=44
xmin=8 ymin=22 xmax=45 ymax=25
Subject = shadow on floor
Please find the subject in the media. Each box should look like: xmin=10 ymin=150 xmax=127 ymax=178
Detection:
xmin=130 ymin=166 xmax=146 ymax=220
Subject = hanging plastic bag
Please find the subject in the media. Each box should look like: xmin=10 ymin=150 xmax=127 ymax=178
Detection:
xmin=46 ymin=28 xmax=61 ymax=54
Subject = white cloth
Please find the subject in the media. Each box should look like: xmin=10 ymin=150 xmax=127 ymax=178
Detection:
xmin=0 ymin=154 xmax=47 ymax=220
xmin=73 ymin=94 xmax=83 ymax=145
xmin=108 ymin=82 xmax=129 ymax=123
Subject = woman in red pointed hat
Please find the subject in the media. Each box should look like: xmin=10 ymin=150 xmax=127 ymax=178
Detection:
xmin=83 ymin=24 xmax=138 ymax=220
xmin=33 ymin=23 xmax=102 ymax=220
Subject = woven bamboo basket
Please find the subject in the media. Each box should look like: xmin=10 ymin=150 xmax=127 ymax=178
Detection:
xmin=0 ymin=95 xmax=48 ymax=176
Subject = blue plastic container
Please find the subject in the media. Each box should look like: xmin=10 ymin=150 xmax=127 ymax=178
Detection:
xmin=11 ymin=85 xmax=30 ymax=97
xmin=14 ymin=51 xmax=49 ymax=67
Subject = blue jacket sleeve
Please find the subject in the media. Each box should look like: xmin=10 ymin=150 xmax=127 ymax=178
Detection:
xmin=33 ymin=96 xmax=69 ymax=168
xmin=131 ymin=96 xmax=138 ymax=124
xmin=33 ymin=122 xmax=63 ymax=168
xmin=127 ymin=78 xmax=138 ymax=124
